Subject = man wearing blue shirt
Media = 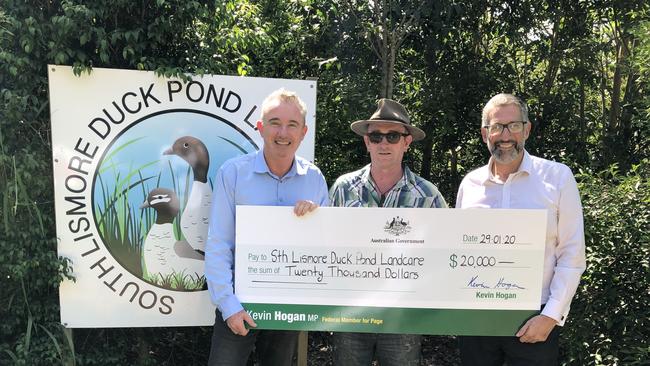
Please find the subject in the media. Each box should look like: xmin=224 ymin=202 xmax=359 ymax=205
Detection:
xmin=206 ymin=89 xmax=329 ymax=366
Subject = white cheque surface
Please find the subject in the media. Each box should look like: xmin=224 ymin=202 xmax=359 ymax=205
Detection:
xmin=235 ymin=206 xmax=546 ymax=311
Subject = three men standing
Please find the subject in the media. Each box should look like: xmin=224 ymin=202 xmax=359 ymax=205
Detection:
xmin=456 ymin=93 xmax=586 ymax=365
xmin=329 ymin=99 xmax=448 ymax=366
xmin=205 ymin=91 xmax=584 ymax=365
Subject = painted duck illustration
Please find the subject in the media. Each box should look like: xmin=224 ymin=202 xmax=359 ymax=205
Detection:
xmin=140 ymin=188 xmax=205 ymax=280
xmin=164 ymin=136 xmax=212 ymax=254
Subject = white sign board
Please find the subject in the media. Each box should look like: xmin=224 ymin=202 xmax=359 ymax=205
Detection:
xmin=49 ymin=66 xmax=317 ymax=327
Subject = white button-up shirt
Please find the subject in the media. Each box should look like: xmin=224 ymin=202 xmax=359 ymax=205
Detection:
xmin=456 ymin=151 xmax=586 ymax=325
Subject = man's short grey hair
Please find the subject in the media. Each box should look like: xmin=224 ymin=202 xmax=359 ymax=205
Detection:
xmin=481 ymin=93 xmax=529 ymax=126
xmin=260 ymin=88 xmax=308 ymax=123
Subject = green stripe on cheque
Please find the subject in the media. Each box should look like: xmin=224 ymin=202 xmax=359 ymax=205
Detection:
xmin=243 ymin=303 xmax=537 ymax=336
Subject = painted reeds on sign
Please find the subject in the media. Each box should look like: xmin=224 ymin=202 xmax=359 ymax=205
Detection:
xmin=93 ymin=138 xmax=206 ymax=291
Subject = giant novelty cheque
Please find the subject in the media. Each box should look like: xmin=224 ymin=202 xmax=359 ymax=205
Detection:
xmin=236 ymin=206 xmax=547 ymax=336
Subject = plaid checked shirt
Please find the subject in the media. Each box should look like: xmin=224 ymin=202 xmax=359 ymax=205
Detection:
xmin=329 ymin=164 xmax=447 ymax=208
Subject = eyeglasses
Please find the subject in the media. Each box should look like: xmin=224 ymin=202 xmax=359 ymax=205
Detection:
xmin=366 ymin=131 xmax=410 ymax=144
xmin=483 ymin=121 xmax=527 ymax=135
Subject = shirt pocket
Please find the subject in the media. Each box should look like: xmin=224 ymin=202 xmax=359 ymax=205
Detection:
xmin=408 ymin=197 xmax=434 ymax=208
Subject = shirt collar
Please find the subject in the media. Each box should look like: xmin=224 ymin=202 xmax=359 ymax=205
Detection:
xmin=484 ymin=150 xmax=532 ymax=184
xmin=400 ymin=165 xmax=416 ymax=188
xmin=519 ymin=150 xmax=533 ymax=175
xmin=253 ymin=150 xmax=305 ymax=178
xmin=361 ymin=164 xmax=410 ymax=193
xmin=359 ymin=164 xmax=373 ymax=185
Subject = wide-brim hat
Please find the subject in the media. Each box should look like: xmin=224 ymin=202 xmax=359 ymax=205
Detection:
xmin=350 ymin=98 xmax=426 ymax=141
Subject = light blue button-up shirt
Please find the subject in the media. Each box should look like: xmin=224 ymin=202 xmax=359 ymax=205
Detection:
xmin=205 ymin=150 xmax=329 ymax=319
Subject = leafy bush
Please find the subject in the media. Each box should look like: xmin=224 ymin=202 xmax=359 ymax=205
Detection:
xmin=561 ymin=161 xmax=650 ymax=365
xmin=0 ymin=1 xmax=220 ymax=364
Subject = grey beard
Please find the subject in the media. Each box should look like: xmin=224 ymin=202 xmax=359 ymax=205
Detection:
xmin=489 ymin=140 xmax=524 ymax=165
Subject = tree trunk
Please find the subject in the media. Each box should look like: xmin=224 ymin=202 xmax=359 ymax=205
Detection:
xmin=604 ymin=32 xmax=630 ymax=166
xmin=618 ymin=46 xmax=639 ymax=169
xmin=608 ymin=41 xmax=624 ymax=133
xmin=450 ymin=146 xmax=458 ymax=201
xmin=380 ymin=0 xmax=390 ymax=98
xmin=386 ymin=45 xmax=396 ymax=99
xmin=537 ymin=15 xmax=563 ymax=149
xmin=420 ymin=120 xmax=435 ymax=180
xmin=578 ymin=80 xmax=587 ymax=164
xmin=363 ymin=0 xmax=424 ymax=99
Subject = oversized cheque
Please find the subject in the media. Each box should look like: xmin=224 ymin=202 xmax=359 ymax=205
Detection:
xmin=235 ymin=206 xmax=546 ymax=336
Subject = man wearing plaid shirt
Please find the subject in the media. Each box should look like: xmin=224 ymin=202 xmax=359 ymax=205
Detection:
xmin=329 ymin=99 xmax=447 ymax=366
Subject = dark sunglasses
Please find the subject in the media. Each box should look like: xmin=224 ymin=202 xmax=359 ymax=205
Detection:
xmin=366 ymin=131 xmax=410 ymax=144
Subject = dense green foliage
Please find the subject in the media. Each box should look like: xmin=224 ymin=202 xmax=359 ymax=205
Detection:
xmin=1 ymin=0 xmax=648 ymax=365
xmin=561 ymin=162 xmax=650 ymax=365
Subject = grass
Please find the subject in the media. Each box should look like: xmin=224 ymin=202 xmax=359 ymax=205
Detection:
xmin=144 ymin=272 xmax=207 ymax=291
xmin=94 ymin=160 xmax=156 ymax=278
xmin=1 ymin=280 xmax=77 ymax=365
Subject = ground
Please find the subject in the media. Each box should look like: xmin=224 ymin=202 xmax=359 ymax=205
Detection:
xmin=308 ymin=332 xmax=461 ymax=365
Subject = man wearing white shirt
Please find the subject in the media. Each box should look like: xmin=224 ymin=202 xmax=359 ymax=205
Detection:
xmin=456 ymin=93 xmax=586 ymax=365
